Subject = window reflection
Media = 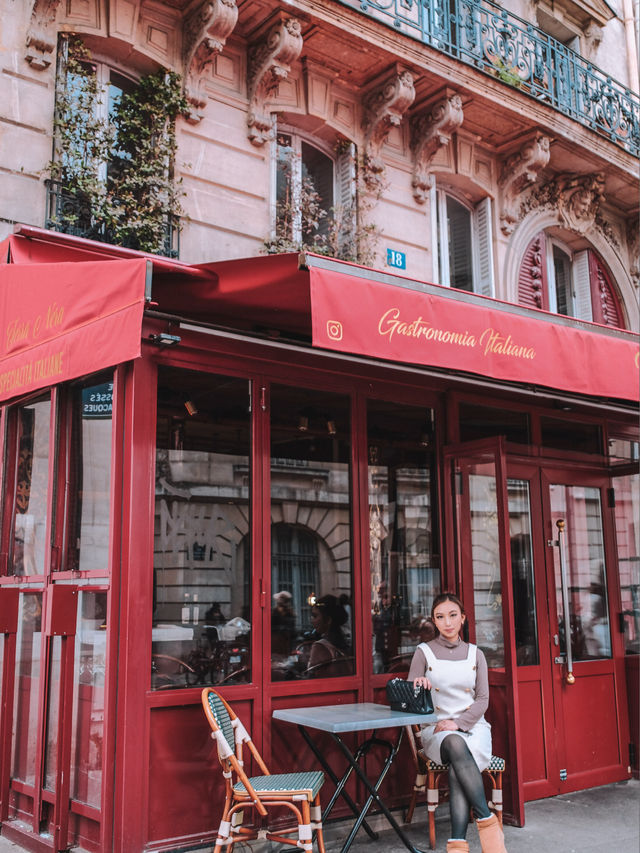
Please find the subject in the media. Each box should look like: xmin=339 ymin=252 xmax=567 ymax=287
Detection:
xmin=613 ymin=470 xmax=639 ymax=655
xmin=269 ymin=385 xmax=354 ymax=680
xmin=8 ymin=398 xmax=51 ymax=576
xmin=152 ymin=368 xmax=251 ymax=689
xmin=61 ymin=375 xmax=113 ymax=572
xmin=508 ymin=480 xmax=538 ymax=665
xmin=367 ymin=400 xmax=440 ymax=674
xmin=11 ymin=593 xmax=43 ymax=785
xmin=550 ymin=484 xmax=611 ymax=660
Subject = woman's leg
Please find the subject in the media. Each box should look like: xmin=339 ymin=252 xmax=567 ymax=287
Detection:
xmin=447 ymin=763 xmax=473 ymax=839
xmin=440 ymin=734 xmax=491 ymax=824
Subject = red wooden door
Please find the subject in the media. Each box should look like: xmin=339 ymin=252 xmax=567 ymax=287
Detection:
xmin=539 ymin=468 xmax=630 ymax=794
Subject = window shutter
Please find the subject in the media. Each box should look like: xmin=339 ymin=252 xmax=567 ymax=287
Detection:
xmin=517 ymin=232 xmax=549 ymax=310
xmin=430 ymin=185 xmax=440 ymax=283
xmin=588 ymin=250 xmax=625 ymax=328
xmin=336 ymin=143 xmax=357 ymax=257
xmin=571 ymin=250 xmax=592 ymax=321
xmin=473 ymin=196 xmax=494 ymax=297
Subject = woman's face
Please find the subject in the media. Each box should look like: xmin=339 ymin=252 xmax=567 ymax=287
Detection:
xmin=311 ymin=607 xmax=326 ymax=633
xmin=432 ymin=600 xmax=465 ymax=642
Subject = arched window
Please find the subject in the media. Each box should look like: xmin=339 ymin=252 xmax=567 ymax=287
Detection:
xmin=431 ymin=188 xmax=495 ymax=296
xmin=518 ymin=232 xmax=625 ymax=327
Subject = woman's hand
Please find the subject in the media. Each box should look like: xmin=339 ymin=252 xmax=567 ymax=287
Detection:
xmin=434 ymin=719 xmax=459 ymax=733
xmin=413 ymin=676 xmax=431 ymax=690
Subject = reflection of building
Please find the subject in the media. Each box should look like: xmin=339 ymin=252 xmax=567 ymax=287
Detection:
xmin=0 ymin=0 xmax=638 ymax=851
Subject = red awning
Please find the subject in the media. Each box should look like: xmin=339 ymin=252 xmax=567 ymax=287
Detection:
xmin=1 ymin=229 xmax=638 ymax=403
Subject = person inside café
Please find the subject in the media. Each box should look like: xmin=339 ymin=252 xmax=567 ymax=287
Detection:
xmin=306 ymin=594 xmax=352 ymax=677
xmin=409 ymin=592 xmax=508 ymax=853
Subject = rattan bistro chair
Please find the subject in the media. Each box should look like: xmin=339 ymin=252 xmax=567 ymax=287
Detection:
xmin=404 ymin=726 xmax=505 ymax=849
xmin=201 ymin=688 xmax=326 ymax=853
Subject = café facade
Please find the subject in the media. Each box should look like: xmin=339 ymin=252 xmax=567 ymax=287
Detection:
xmin=0 ymin=226 xmax=638 ymax=853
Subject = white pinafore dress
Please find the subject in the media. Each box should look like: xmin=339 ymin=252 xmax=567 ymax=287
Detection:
xmin=418 ymin=641 xmax=492 ymax=771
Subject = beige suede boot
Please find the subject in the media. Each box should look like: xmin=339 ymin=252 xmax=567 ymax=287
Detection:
xmin=476 ymin=814 xmax=507 ymax=853
xmin=446 ymin=842 xmax=469 ymax=853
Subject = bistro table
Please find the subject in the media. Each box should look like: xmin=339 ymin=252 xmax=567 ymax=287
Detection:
xmin=273 ymin=702 xmax=435 ymax=853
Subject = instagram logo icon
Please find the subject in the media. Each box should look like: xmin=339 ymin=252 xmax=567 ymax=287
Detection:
xmin=326 ymin=320 xmax=343 ymax=341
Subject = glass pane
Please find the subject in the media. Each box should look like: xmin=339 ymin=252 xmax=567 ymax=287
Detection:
xmin=552 ymin=246 xmax=572 ymax=316
xmin=446 ymin=196 xmax=473 ymax=291
xmin=540 ymin=417 xmax=602 ymax=455
xmin=11 ymin=593 xmax=43 ymax=784
xmin=70 ymin=591 xmax=107 ymax=806
xmin=508 ymin=480 xmax=538 ymax=665
xmin=459 ymin=403 xmax=530 ymax=445
xmin=549 ymin=484 xmax=611 ymax=660
xmin=301 ymin=141 xmax=334 ymax=239
xmin=10 ymin=398 xmax=51 ymax=576
xmin=276 ymin=133 xmax=294 ymax=242
xmin=270 ymin=385 xmax=354 ymax=680
xmin=44 ymin=636 xmax=62 ymax=791
xmin=613 ymin=472 xmax=639 ymax=654
xmin=62 ymin=376 xmax=113 ymax=572
xmin=367 ymin=400 xmax=440 ymax=674
xmin=468 ymin=462 xmax=504 ymax=667
xmin=153 ymin=368 xmax=251 ymax=689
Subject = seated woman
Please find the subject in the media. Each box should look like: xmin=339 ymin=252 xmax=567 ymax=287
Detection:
xmin=306 ymin=594 xmax=352 ymax=677
xmin=409 ymin=592 xmax=507 ymax=853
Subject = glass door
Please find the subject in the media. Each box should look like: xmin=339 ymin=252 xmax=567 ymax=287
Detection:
xmin=444 ymin=437 xmax=524 ymax=825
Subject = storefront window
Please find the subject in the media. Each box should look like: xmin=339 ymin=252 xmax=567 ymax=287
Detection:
xmin=459 ymin=403 xmax=530 ymax=445
xmin=60 ymin=375 xmax=113 ymax=572
xmin=11 ymin=592 xmax=43 ymax=786
xmin=270 ymin=385 xmax=354 ymax=680
xmin=612 ymin=470 xmax=639 ymax=654
xmin=508 ymin=480 xmax=539 ymax=665
xmin=6 ymin=397 xmax=51 ymax=576
xmin=549 ymin=484 xmax=611 ymax=660
xmin=367 ymin=400 xmax=439 ymax=674
xmin=70 ymin=590 xmax=107 ymax=806
xmin=540 ymin=416 xmax=602 ymax=455
xmin=152 ymin=368 xmax=251 ymax=689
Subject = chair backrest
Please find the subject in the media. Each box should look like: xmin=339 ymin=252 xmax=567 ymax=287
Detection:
xmin=204 ymin=689 xmax=237 ymax=755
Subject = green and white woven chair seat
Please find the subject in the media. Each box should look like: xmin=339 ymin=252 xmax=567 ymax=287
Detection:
xmin=233 ymin=770 xmax=324 ymax=798
xmin=423 ymin=754 xmax=505 ymax=772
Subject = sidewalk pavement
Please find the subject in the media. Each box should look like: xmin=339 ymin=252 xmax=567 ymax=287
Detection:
xmin=0 ymin=779 xmax=637 ymax=852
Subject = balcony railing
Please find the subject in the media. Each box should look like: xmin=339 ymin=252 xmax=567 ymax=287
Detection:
xmin=338 ymin=0 xmax=640 ymax=157
xmin=45 ymin=179 xmax=180 ymax=259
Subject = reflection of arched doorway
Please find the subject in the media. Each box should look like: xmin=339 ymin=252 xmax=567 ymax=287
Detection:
xmin=271 ymin=524 xmax=319 ymax=630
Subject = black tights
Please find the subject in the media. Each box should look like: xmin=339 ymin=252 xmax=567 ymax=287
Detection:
xmin=440 ymin=734 xmax=491 ymax=840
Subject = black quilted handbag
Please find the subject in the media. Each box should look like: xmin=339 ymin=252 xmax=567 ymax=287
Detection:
xmin=386 ymin=678 xmax=434 ymax=714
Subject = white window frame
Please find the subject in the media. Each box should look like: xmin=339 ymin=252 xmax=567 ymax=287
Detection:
xmin=545 ymin=238 xmax=593 ymax=321
xmin=430 ymin=187 xmax=495 ymax=297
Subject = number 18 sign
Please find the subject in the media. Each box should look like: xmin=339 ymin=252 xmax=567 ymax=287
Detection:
xmin=386 ymin=248 xmax=406 ymax=270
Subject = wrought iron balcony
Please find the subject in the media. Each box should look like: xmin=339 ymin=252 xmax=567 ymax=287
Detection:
xmin=45 ymin=179 xmax=180 ymax=259
xmin=338 ymin=0 xmax=640 ymax=157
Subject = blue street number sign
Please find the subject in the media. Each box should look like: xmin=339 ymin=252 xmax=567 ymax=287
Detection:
xmin=386 ymin=248 xmax=406 ymax=269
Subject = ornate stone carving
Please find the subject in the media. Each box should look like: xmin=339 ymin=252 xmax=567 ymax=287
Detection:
xmin=246 ymin=17 xmax=303 ymax=146
xmin=410 ymin=93 xmax=463 ymax=204
xmin=362 ymin=66 xmax=416 ymax=190
xmin=25 ymin=0 xmax=62 ymax=69
xmin=583 ymin=21 xmax=604 ymax=62
xmin=524 ymin=172 xmax=606 ymax=235
xmin=626 ymin=219 xmax=640 ymax=290
xmin=182 ymin=0 xmax=238 ymax=122
xmin=557 ymin=172 xmax=605 ymax=232
xmin=498 ymin=132 xmax=550 ymax=234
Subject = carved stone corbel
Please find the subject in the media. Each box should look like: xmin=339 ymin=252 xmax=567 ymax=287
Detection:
xmin=246 ymin=17 xmax=303 ymax=147
xmin=183 ymin=0 xmax=239 ymax=123
xmin=25 ymin=0 xmax=62 ymax=69
xmin=410 ymin=93 xmax=463 ymax=204
xmin=556 ymin=172 xmax=605 ymax=232
xmin=498 ymin=132 xmax=550 ymax=234
xmin=362 ymin=66 xmax=416 ymax=190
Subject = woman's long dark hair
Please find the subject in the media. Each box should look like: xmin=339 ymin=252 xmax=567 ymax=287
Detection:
xmin=314 ymin=594 xmax=348 ymax=650
xmin=430 ymin=591 xmax=470 ymax=642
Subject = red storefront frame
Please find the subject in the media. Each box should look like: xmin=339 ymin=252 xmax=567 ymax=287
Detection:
xmin=0 ymin=228 xmax=637 ymax=853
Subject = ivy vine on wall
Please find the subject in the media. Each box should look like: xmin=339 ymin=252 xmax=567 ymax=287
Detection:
xmin=48 ymin=37 xmax=188 ymax=256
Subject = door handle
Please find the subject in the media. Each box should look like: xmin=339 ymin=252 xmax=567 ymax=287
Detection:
xmin=555 ymin=519 xmax=575 ymax=685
